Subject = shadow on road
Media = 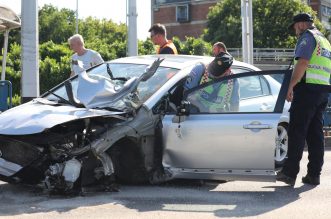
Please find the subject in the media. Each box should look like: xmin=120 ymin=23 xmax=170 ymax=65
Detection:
xmin=213 ymin=185 xmax=315 ymax=217
xmin=0 ymin=179 xmax=317 ymax=217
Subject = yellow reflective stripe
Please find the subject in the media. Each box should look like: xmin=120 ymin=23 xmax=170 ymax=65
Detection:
xmin=305 ymin=73 xmax=330 ymax=82
xmin=306 ymin=79 xmax=329 ymax=85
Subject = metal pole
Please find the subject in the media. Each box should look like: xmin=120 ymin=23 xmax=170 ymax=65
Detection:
xmin=248 ymin=0 xmax=253 ymax=64
xmin=241 ymin=0 xmax=248 ymax=63
xmin=127 ymin=0 xmax=138 ymax=56
xmin=241 ymin=0 xmax=253 ymax=64
xmin=76 ymin=0 xmax=79 ymax=33
xmin=1 ymin=29 xmax=10 ymax=81
xmin=21 ymin=0 xmax=39 ymax=102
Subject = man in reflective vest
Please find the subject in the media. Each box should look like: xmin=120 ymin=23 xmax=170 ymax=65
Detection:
xmin=184 ymin=52 xmax=239 ymax=112
xmin=277 ymin=13 xmax=331 ymax=186
xmin=148 ymin=23 xmax=178 ymax=55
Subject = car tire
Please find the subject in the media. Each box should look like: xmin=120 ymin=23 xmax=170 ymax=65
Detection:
xmin=275 ymin=123 xmax=288 ymax=168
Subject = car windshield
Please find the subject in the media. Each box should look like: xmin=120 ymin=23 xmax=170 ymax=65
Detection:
xmin=43 ymin=62 xmax=179 ymax=110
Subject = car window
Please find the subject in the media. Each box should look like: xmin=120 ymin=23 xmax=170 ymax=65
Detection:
xmin=239 ymin=75 xmax=270 ymax=99
xmin=184 ymin=71 xmax=289 ymax=114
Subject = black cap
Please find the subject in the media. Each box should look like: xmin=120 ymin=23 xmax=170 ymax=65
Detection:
xmin=208 ymin=52 xmax=233 ymax=77
xmin=288 ymin=13 xmax=314 ymax=30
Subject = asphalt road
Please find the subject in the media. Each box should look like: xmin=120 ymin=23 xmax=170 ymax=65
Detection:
xmin=0 ymin=150 xmax=330 ymax=219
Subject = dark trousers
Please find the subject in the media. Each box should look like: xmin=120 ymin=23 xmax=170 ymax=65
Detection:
xmin=283 ymin=85 xmax=328 ymax=178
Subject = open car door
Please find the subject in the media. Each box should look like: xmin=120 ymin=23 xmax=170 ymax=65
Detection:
xmin=162 ymin=70 xmax=291 ymax=182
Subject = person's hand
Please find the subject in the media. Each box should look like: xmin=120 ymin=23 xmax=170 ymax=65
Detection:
xmin=286 ymin=87 xmax=293 ymax=102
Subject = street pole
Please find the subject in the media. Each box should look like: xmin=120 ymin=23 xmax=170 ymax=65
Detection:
xmin=1 ymin=30 xmax=9 ymax=81
xmin=76 ymin=0 xmax=79 ymax=33
xmin=127 ymin=0 xmax=138 ymax=56
xmin=21 ymin=0 xmax=39 ymax=103
xmin=241 ymin=0 xmax=253 ymax=64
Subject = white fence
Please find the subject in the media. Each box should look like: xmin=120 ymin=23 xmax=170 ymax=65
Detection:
xmin=228 ymin=48 xmax=294 ymax=62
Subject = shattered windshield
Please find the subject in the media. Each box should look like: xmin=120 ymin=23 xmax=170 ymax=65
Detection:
xmin=44 ymin=62 xmax=179 ymax=110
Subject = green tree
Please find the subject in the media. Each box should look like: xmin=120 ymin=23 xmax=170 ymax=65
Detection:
xmin=39 ymin=41 xmax=72 ymax=93
xmin=179 ymin=36 xmax=212 ymax=55
xmin=138 ymin=39 xmax=155 ymax=55
xmin=204 ymin=0 xmax=326 ymax=48
xmin=38 ymin=4 xmax=76 ymax=44
xmin=1 ymin=42 xmax=21 ymax=97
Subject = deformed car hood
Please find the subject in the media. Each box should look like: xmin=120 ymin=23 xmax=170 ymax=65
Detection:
xmin=0 ymin=98 xmax=125 ymax=135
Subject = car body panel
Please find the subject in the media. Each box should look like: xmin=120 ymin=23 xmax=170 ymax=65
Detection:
xmin=161 ymin=70 xmax=290 ymax=182
xmin=0 ymin=98 xmax=126 ymax=135
xmin=162 ymin=113 xmax=279 ymax=170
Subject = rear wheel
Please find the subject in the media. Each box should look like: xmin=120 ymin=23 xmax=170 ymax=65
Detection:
xmin=275 ymin=123 xmax=288 ymax=168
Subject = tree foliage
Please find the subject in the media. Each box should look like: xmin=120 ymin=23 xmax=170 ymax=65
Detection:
xmin=204 ymin=0 xmax=326 ymax=48
xmin=176 ymin=36 xmax=212 ymax=55
xmin=0 ymin=5 xmax=155 ymax=99
xmin=38 ymin=4 xmax=76 ymax=44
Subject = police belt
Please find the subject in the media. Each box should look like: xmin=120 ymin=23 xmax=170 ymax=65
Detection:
xmin=295 ymin=82 xmax=331 ymax=92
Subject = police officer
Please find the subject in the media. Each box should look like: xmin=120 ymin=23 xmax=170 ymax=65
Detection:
xmin=277 ymin=13 xmax=331 ymax=186
xmin=185 ymin=52 xmax=240 ymax=112
xmin=148 ymin=23 xmax=178 ymax=55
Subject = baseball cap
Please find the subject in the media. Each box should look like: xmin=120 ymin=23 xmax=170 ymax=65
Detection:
xmin=288 ymin=13 xmax=314 ymax=30
xmin=207 ymin=52 xmax=233 ymax=77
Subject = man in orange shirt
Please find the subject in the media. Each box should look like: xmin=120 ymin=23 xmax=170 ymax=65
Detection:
xmin=148 ymin=23 xmax=178 ymax=54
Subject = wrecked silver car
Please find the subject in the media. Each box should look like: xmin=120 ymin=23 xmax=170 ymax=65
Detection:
xmin=0 ymin=55 xmax=290 ymax=194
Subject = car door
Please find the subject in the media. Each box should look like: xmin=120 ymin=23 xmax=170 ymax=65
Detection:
xmin=162 ymin=70 xmax=291 ymax=181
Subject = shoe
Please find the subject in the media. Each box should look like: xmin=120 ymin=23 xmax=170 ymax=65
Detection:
xmin=276 ymin=171 xmax=296 ymax=186
xmin=302 ymin=174 xmax=320 ymax=185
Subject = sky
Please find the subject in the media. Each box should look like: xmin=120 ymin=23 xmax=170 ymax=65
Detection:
xmin=0 ymin=0 xmax=151 ymax=40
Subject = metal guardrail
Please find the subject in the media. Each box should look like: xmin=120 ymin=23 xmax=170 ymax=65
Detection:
xmin=228 ymin=48 xmax=294 ymax=62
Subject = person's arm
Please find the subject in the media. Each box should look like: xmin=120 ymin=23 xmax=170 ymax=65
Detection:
xmin=184 ymin=63 xmax=205 ymax=91
xmin=69 ymin=63 xmax=75 ymax=77
xmin=286 ymin=32 xmax=315 ymax=102
xmin=286 ymin=58 xmax=309 ymax=102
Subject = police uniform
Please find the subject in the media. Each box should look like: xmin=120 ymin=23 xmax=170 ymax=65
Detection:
xmin=279 ymin=13 xmax=331 ymax=185
xmin=184 ymin=52 xmax=239 ymax=112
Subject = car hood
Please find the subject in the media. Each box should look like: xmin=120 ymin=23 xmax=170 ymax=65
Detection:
xmin=0 ymin=98 xmax=126 ymax=135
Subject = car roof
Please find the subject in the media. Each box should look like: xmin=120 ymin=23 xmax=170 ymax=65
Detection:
xmin=108 ymin=54 xmax=261 ymax=71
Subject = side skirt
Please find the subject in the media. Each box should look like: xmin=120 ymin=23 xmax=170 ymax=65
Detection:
xmin=168 ymin=168 xmax=276 ymax=182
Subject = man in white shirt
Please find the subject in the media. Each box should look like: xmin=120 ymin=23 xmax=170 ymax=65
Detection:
xmin=68 ymin=34 xmax=104 ymax=77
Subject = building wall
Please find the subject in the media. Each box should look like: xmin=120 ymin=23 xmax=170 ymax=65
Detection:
xmin=306 ymin=0 xmax=331 ymax=30
xmin=152 ymin=0 xmax=218 ymax=40
xmin=152 ymin=0 xmax=330 ymax=40
xmin=319 ymin=0 xmax=331 ymax=30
